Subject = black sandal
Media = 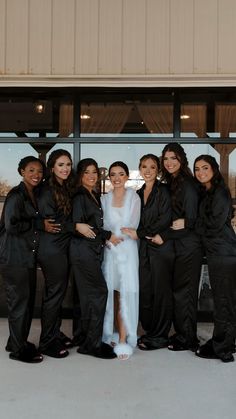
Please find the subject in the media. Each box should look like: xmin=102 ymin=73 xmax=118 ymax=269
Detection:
xmin=9 ymin=344 xmax=43 ymax=363
xmin=41 ymin=339 xmax=69 ymax=359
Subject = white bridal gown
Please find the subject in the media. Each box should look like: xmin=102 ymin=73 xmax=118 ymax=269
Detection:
xmin=101 ymin=188 xmax=141 ymax=353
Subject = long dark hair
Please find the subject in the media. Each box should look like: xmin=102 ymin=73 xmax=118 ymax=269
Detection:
xmin=76 ymin=158 xmax=100 ymax=187
xmin=194 ymin=154 xmax=233 ymax=218
xmin=194 ymin=154 xmax=226 ymax=190
xmin=47 ymin=149 xmax=74 ymax=215
xmin=161 ymin=143 xmax=193 ymax=208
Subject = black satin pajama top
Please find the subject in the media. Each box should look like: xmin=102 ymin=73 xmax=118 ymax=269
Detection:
xmin=161 ymin=177 xmax=201 ymax=254
xmin=70 ymin=186 xmax=111 ymax=263
xmin=137 ymin=180 xmax=173 ymax=251
xmin=195 ymin=185 xmax=236 ymax=256
xmin=37 ymin=184 xmax=73 ymax=255
xmin=0 ymin=182 xmax=41 ymax=268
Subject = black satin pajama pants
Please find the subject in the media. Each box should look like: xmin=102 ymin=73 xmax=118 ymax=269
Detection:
xmin=208 ymin=255 xmax=236 ymax=357
xmin=0 ymin=265 xmax=36 ymax=353
xmin=38 ymin=252 xmax=69 ymax=350
xmin=139 ymin=242 xmax=174 ymax=347
xmin=71 ymin=242 xmax=108 ymax=354
xmin=172 ymin=248 xmax=203 ymax=346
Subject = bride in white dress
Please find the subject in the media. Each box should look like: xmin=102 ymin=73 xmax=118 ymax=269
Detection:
xmin=101 ymin=161 xmax=141 ymax=360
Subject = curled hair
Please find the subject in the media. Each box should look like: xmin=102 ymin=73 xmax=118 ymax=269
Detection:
xmin=194 ymin=154 xmax=225 ymax=190
xmin=76 ymin=158 xmax=100 ymax=187
xmin=18 ymin=156 xmax=46 ymax=178
xmin=139 ymin=154 xmax=160 ymax=173
xmin=108 ymin=161 xmax=129 ymax=177
xmin=47 ymin=149 xmax=74 ymax=215
xmin=161 ymin=143 xmax=193 ymax=209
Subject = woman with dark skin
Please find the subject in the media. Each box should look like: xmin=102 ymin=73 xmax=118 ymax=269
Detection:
xmin=194 ymin=155 xmax=236 ymax=363
xmin=122 ymin=154 xmax=174 ymax=350
xmin=70 ymin=158 xmax=121 ymax=359
xmin=0 ymin=156 xmax=45 ymax=363
xmin=158 ymin=143 xmax=203 ymax=351
xmin=37 ymin=149 xmax=75 ymax=358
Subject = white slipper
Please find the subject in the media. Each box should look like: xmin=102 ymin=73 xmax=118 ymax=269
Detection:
xmin=114 ymin=343 xmax=133 ymax=361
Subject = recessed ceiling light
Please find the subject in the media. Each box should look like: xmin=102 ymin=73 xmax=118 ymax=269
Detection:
xmin=80 ymin=114 xmax=91 ymax=120
xmin=180 ymin=114 xmax=190 ymax=119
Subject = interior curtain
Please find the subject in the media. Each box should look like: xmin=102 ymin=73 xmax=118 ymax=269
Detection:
xmin=81 ymin=104 xmax=132 ymax=133
xmin=181 ymin=104 xmax=207 ymax=138
xmin=136 ymin=104 xmax=173 ymax=134
xmin=215 ymin=104 xmax=236 ymax=138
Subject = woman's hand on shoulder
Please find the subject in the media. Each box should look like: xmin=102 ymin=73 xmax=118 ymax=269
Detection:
xmin=44 ymin=219 xmax=61 ymax=234
xmin=75 ymin=223 xmax=96 ymax=238
xmin=120 ymin=227 xmax=138 ymax=240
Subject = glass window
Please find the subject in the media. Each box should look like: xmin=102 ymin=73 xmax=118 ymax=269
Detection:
xmin=81 ymin=142 xmax=215 ymax=192
xmin=80 ymin=97 xmax=173 ymax=137
xmin=0 ymin=99 xmax=74 ymax=138
xmin=180 ymin=104 xmax=207 ymax=138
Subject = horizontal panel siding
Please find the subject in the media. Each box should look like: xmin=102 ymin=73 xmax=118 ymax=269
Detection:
xmin=29 ymin=0 xmax=52 ymax=74
xmin=2 ymin=0 xmax=236 ymax=82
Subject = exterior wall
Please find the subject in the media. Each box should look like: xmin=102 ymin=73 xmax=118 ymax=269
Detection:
xmin=0 ymin=0 xmax=236 ymax=86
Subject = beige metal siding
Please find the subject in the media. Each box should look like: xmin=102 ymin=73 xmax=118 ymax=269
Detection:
xmin=0 ymin=0 xmax=6 ymax=74
xmin=5 ymin=0 xmax=29 ymax=74
xmin=75 ymin=0 xmax=99 ymax=75
xmin=1 ymin=0 xmax=236 ymax=85
xmin=194 ymin=0 xmax=218 ymax=74
xmin=29 ymin=0 xmax=52 ymax=74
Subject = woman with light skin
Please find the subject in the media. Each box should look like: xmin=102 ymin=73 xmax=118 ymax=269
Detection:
xmin=0 ymin=156 xmax=45 ymax=363
xmin=101 ymin=161 xmax=140 ymax=360
xmin=37 ymin=149 xmax=75 ymax=358
xmin=70 ymin=158 xmax=121 ymax=359
xmin=122 ymin=154 xmax=174 ymax=351
xmin=157 ymin=143 xmax=203 ymax=351
xmin=194 ymin=155 xmax=236 ymax=363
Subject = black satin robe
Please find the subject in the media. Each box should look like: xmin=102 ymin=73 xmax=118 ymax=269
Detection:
xmin=136 ymin=181 xmax=174 ymax=348
xmin=70 ymin=186 xmax=111 ymax=354
xmin=0 ymin=182 xmax=41 ymax=353
xmin=161 ymin=176 xmax=203 ymax=348
xmin=37 ymin=184 xmax=73 ymax=350
xmin=196 ymin=184 xmax=236 ymax=356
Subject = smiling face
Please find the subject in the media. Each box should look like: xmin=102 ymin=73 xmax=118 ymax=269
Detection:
xmin=139 ymin=158 xmax=158 ymax=184
xmin=163 ymin=151 xmax=181 ymax=177
xmin=52 ymin=155 xmax=72 ymax=184
xmin=21 ymin=161 xmax=44 ymax=191
xmin=194 ymin=159 xmax=214 ymax=189
xmin=81 ymin=164 xmax=98 ymax=192
xmin=109 ymin=166 xmax=129 ymax=190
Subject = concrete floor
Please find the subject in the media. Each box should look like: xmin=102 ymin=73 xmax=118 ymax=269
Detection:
xmin=0 ymin=319 xmax=235 ymax=419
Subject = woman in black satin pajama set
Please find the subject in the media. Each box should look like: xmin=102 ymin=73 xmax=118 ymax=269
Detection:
xmin=194 ymin=155 xmax=236 ymax=363
xmin=160 ymin=143 xmax=203 ymax=351
xmin=0 ymin=156 xmax=45 ymax=363
xmin=70 ymin=158 xmax=118 ymax=359
xmin=37 ymin=149 xmax=75 ymax=358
